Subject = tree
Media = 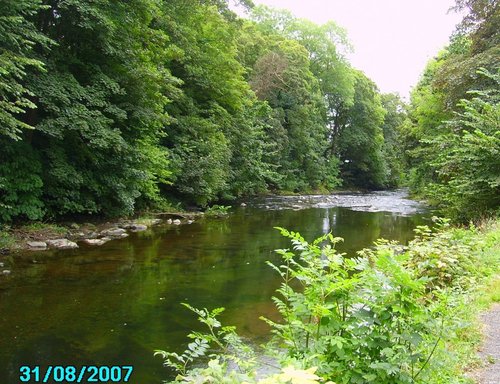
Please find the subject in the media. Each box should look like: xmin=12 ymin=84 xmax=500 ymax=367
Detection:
xmin=380 ymin=93 xmax=406 ymax=187
xmin=160 ymin=0 xmax=275 ymax=204
xmin=0 ymin=0 xmax=175 ymax=220
xmin=0 ymin=0 xmax=50 ymax=140
xmin=338 ymin=71 xmax=388 ymax=189
xmin=424 ymin=69 xmax=500 ymax=220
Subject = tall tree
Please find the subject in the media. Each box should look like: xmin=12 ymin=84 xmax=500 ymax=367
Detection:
xmin=0 ymin=0 xmax=50 ymax=140
xmin=0 ymin=0 xmax=176 ymax=220
xmin=338 ymin=71 xmax=388 ymax=189
xmin=380 ymin=93 xmax=406 ymax=187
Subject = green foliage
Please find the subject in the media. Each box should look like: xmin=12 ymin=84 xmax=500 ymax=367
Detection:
xmin=0 ymin=0 xmax=407 ymax=221
xmin=403 ymin=2 xmax=499 ymax=220
xmin=204 ymin=205 xmax=231 ymax=218
xmin=158 ymin=221 xmax=500 ymax=383
xmin=155 ymin=214 xmax=500 ymax=384
xmin=265 ymin=228 xmax=440 ymax=384
xmin=0 ymin=0 xmax=51 ymax=140
xmin=155 ymin=303 xmax=256 ymax=380
xmin=0 ymin=0 xmax=175 ymax=221
xmin=338 ymin=71 xmax=388 ymax=189
xmin=0 ymin=140 xmax=44 ymax=221
xmin=247 ymin=9 xmax=349 ymax=191
xmin=406 ymin=217 xmax=483 ymax=290
xmin=414 ymin=69 xmax=500 ymax=221
xmin=380 ymin=94 xmax=406 ymax=187
xmin=0 ymin=228 xmax=14 ymax=250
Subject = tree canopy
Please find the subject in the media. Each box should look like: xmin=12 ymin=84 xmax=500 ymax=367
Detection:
xmin=1 ymin=0 xmax=496 ymax=222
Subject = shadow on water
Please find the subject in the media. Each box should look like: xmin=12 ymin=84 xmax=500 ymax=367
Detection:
xmin=0 ymin=190 xmax=430 ymax=383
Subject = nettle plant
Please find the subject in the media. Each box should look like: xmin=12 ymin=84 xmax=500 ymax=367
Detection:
xmin=155 ymin=304 xmax=333 ymax=384
xmin=264 ymin=228 xmax=442 ymax=384
xmin=156 ymin=227 xmax=455 ymax=384
xmin=406 ymin=217 xmax=481 ymax=292
xmin=154 ymin=303 xmax=255 ymax=378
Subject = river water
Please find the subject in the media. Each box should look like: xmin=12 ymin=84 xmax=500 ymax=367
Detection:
xmin=0 ymin=190 xmax=428 ymax=383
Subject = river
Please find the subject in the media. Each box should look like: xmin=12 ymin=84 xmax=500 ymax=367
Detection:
xmin=0 ymin=190 xmax=429 ymax=383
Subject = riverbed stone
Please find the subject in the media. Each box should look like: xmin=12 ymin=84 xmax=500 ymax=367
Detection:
xmin=2 ymin=270 xmax=11 ymax=275
xmin=45 ymin=239 xmax=78 ymax=249
xmin=240 ymin=202 xmax=247 ymax=207
xmin=101 ymin=228 xmax=127 ymax=237
xmin=166 ymin=219 xmax=173 ymax=224
xmin=129 ymin=224 xmax=148 ymax=232
xmin=82 ymin=239 xmax=107 ymax=246
xmin=172 ymin=219 xmax=181 ymax=225
xmin=27 ymin=241 xmax=48 ymax=250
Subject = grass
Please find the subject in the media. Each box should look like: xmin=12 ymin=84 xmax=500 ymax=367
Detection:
xmin=0 ymin=229 xmax=15 ymax=250
xmin=20 ymin=222 xmax=67 ymax=234
xmin=444 ymin=219 xmax=500 ymax=381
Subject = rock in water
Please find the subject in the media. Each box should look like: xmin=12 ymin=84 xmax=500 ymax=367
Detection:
xmin=101 ymin=228 xmax=127 ymax=238
xmin=173 ymin=219 xmax=181 ymax=225
xmin=129 ymin=224 xmax=148 ymax=232
xmin=82 ymin=239 xmax=107 ymax=246
xmin=45 ymin=239 xmax=78 ymax=249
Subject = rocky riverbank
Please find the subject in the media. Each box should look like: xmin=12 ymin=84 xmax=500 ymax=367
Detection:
xmin=0 ymin=212 xmax=203 ymax=256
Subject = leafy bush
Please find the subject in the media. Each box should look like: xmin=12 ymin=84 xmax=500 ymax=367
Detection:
xmin=264 ymin=228 xmax=441 ymax=384
xmin=157 ymin=220 xmax=500 ymax=383
xmin=0 ymin=141 xmax=45 ymax=221
xmin=204 ymin=205 xmax=231 ymax=218
xmin=410 ymin=69 xmax=500 ymax=222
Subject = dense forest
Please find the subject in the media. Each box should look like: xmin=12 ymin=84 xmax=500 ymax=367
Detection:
xmin=0 ymin=0 xmax=498 ymax=223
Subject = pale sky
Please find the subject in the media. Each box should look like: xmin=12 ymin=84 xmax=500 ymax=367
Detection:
xmin=235 ymin=0 xmax=463 ymax=98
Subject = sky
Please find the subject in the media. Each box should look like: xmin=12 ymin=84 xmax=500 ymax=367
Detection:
xmin=235 ymin=0 xmax=463 ymax=98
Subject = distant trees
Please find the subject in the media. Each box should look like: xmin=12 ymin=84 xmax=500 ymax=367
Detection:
xmin=1 ymin=0 xmax=404 ymax=222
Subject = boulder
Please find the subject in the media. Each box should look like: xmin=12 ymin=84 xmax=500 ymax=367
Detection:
xmin=240 ymin=202 xmax=247 ymax=207
xmin=129 ymin=224 xmax=148 ymax=232
xmin=172 ymin=219 xmax=181 ymax=225
xmin=27 ymin=241 xmax=48 ymax=250
xmin=101 ymin=228 xmax=127 ymax=238
xmin=82 ymin=239 xmax=107 ymax=246
xmin=45 ymin=239 xmax=78 ymax=249
xmin=166 ymin=219 xmax=173 ymax=224
xmin=2 ymin=270 xmax=11 ymax=275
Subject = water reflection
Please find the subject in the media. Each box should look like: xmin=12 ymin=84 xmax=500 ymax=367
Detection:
xmin=0 ymin=191 xmax=429 ymax=383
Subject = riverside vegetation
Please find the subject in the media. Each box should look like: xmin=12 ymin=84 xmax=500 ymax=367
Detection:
xmin=1 ymin=0 xmax=497 ymax=225
xmin=156 ymin=218 xmax=500 ymax=383
xmin=0 ymin=0 xmax=499 ymax=382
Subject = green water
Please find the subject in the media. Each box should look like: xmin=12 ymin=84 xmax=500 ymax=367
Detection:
xmin=0 ymin=191 xmax=429 ymax=383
